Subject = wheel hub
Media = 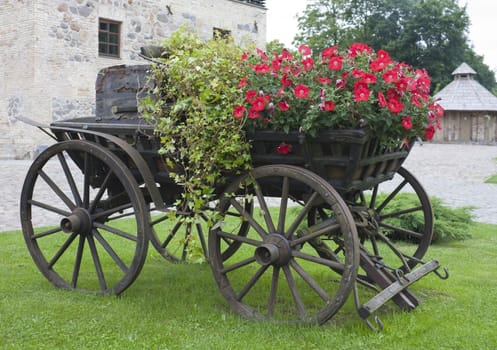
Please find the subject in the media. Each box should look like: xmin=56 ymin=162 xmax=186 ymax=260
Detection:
xmin=255 ymin=234 xmax=292 ymax=267
xmin=60 ymin=208 xmax=93 ymax=235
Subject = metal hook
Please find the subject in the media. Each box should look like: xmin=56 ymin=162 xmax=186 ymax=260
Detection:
xmin=434 ymin=266 xmax=449 ymax=280
xmin=365 ymin=315 xmax=384 ymax=332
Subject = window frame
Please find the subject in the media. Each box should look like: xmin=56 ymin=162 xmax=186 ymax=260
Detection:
xmin=98 ymin=18 xmax=121 ymax=58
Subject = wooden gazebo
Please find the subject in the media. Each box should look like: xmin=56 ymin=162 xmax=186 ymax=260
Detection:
xmin=433 ymin=63 xmax=497 ymax=143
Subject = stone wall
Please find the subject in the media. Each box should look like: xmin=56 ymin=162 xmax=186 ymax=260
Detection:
xmin=0 ymin=0 xmax=266 ymax=159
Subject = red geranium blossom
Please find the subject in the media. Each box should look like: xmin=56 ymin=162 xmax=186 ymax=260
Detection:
xmin=281 ymin=74 xmax=293 ymax=86
xmin=354 ymin=86 xmax=370 ymax=102
xmin=424 ymin=124 xmax=435 ymax=140
xmin=248 ymin=108 xmax=260 ymax=119
xmin=388 ymin=99 xmax=404 ymax=113
xmin=322 ymin=100 xmax=335 ymax=111
xmin=237 ymin=76 xmax=247 ymax=89
xmin=278 ymin=100 xmax=290 ymax=111
xmin=233 ymin=105 xmax=246 ymax=118
xmin=316 ymin=77 xmax=333 ymax=85
xmin=294 ymin=84 xmax=310 ymax=98
xmin=276 ymin=142 xmax=292 ymax=155
xmin=298 ymin=44 xmax=312 ymax=56
xmin=252 ymin=96 xmax=266 ymax=111
xmin=255 ymin=64 xmax=271 ymax=74
xmin=328 ymin=56 xmax=343 ymax=70
xmin=245 ymin=90 xmax=257 ymax=104
xmin=378 ymin=92 xmax=387 ymax=107
xmin=401 ymin=116 xmax=413 ymax=130
xmin=302 ymin=57 xmax=315 ymax=71
xmin=383 ymin=69 xmax=398 ymax=83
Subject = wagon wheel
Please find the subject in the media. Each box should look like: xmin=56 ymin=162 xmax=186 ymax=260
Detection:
xmin=149 ymin=195 xmax=253 ymax=263
xmin=209 ymin=165 xmax=360 ymax=324
xmin=20 ymin=140 xmax=149 ymax=295
xmin=353 ymin=166 xmax=434 ymax=272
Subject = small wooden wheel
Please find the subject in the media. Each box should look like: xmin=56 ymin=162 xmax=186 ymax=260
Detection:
xmin=20 ymin=140 xmax=149 ymax=295
xmin=209 ymin=165 xmax=359 ymax=324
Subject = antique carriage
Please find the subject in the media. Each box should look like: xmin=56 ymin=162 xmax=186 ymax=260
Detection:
xmin=19 ymin=59 xmax=447 ymax=330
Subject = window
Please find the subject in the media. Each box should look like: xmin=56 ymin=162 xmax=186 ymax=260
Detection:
xmin=213 ymin=27 xmax=231 ymax=40
xmin=99 ymin=19 xmax=121 ymax=58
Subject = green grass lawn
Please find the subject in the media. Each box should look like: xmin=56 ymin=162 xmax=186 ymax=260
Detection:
xmin=1 ymin=222 xmax=496 ymax=349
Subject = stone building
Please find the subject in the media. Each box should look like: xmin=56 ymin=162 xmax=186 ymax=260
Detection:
xmin=434 ymin=62 xmax=497 ymax=144
xmin=0 ymin=0 xmax=267 ymax=159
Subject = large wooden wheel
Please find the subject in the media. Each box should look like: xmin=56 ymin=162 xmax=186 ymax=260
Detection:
xmin=20 ymin=140 xmax=149 ymax=295
xmin=209 ymin=165 xmax=360 ymax=324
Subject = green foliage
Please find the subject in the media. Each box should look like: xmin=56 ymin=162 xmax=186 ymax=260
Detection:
xmin=142 ymin=28 xmax=251 ymax=216
xmin=381 ymin=193 xmax=474 ymax=242
xmin=294 ymin=0 xmax=497 ymax=92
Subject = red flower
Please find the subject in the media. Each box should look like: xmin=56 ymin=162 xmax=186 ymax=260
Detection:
xmin=298 ymin=44 xmax=312 ymax=56
xmin=383 ymin=69 xmax=398 ymax=83
xmin=376 ymin=49 xmax=391 ymax=63
xmin=322 ymin=100 xmax=335 ymax=111
xmin=430 ymin=103 xmax=444 ymax=117
xmin=396 ymin=78 xmax=409 ymax=91
xmin=281 ymin=74 xmax=293 ymax=86
xmin=233 ymin=105 xmax=246 ymax=118
xmin=349 ymin=42 xmax=373 ymax=57
xmin=302 ymin=57 xmax=315 ymax=71
xmin=277 ymin=100 xmax=290 ymax=111
xmin=248 ymin=108 xmax=260 ymax=119
xmin=321 ymin=46 xmax=338 ymax=62
xmin=387 ymin=99 xmax=404 ymax=114
xmin=276 ymin=142 xmax=292 ymax=155
xmin=401 ymin=116 xmax=413 ymax=130
xmin=411 ymin=95 xmax=422 ymax=108
xmin=424 ymin=124 xmax=435 ymax=140
xmin=256 ymin=48 xmax=268 ymax=61
xmin=370 ymin=59 xmax=388 ymax=72
xmin=272 ymin=59 xmax=282 ymax=72
xmin=241 ymin=52 xmax=249 ymax=61
xmin=245 ymin=90 xmax=257 ymax=104
xmin=378 ymin=92 xmax=387 ymax=107
xmin=361 ymin=73 xmax=377 ymax=84
xmin=237 ymin=76 xmax=247 ymax=89
xmin=328 ymin=56 xmax=343 ymax=70
xmin=255 ymin=64 xmax=271 ymax=74
xmin=294 ymin=84 xmax=310 ymax=98
xmin=351 ymin=69 xmax=365 ymax=78
xmin=316 ymin=77 xmax=332 ymax=85
xmin=252 ymin=96 xmax=266 ymax=111
xmin=354 ymin=87 xmax=370 ymax=102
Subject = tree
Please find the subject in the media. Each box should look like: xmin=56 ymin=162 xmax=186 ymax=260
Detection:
xmin=293 ymin=0 xmax=496 ymax=92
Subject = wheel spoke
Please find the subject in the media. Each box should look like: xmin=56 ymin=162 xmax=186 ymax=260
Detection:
xmin=28 ymin=199 xmax=72 ymax=217
xmin=71 ymin=235 xmax=85 ymax=288
xmin=376 ymin=179 xmax=408 ymax=212
xmin=277 ymin=176 xmax=289 ymax=233
xmin=58 ymin=153 xmax=82 ymax=206
xmin=379 ymin=222 xmax=424 ymax=240
xmin=88 ymin=169 xmax=113 ymax=213
xmin=282 ymin=265 xmax=306 ymax=319
xmin=291 ymin=222 xmax=341 ymax=247
xmin=380 ymin=205 xmax=423 ymax=220
xmin=86 ymin=234 xmax=107 ymax=291
xmin=220 ymin=256 xmax=257 ymax=274
xmin=253 ymin=179 xmax=276 ymax=233
xmin=229 ymin=198 xmax=267 ymax=239
xmin=236 ymin=265 xmax=269 ymax=301
xmin=93 ymin=230 xmax=129 ymax=273
xmin=47 ymin=232 xmax=78 ymax=269
xmin=268 ymin=266 xmax=280 ymax=317
xmin=83 ymin=152 xmax=90 ymax=208
xmin=286 ymin=191 xmax=319 ymax=238
xmin=216 ymin=230 xmax=261 ymax=246
xmin=92 ymin=203 xmax=134 ymax=221
xmin=38 ymin=170 xmax=76 ymax=211
xmin=292 ymin=251 xmax=346 ymax=272
xmin=290 ymin=259 xmax=331 ymax=302
xmin=93 ymin=222 xmax=138 ymax=241
xmin=31 ymin=226 xmax=63 ymax=239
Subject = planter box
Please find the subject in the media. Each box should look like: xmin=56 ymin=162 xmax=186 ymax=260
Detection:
xmin=249 ymin=129 xmax=412 ymax=194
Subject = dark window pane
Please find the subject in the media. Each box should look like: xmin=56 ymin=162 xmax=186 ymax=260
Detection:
xmin=109 ymin=23 xmax=119 ymax=33
xmin=109 ymin=34 xmax=118 ymax=44
xmin=99 ymin=32 xmax=107 ymax=42
xmin=109 ymin=45 xmax=118 ymax=55
xmin=99 ymin=22 xmax=108 ymax=31
xmin=99 ymin=43 xmax=107 ymax=53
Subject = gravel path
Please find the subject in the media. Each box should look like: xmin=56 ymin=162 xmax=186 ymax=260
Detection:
xmin=1 ymin=143 xmax=496 ymax=232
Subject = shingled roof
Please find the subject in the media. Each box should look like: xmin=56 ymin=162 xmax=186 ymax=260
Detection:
xmin=434 ymin=62 xmax=497 ymax=111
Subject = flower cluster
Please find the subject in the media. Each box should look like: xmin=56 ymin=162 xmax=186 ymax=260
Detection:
xmin=233 ymin=43 xmax=444 ymax=146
